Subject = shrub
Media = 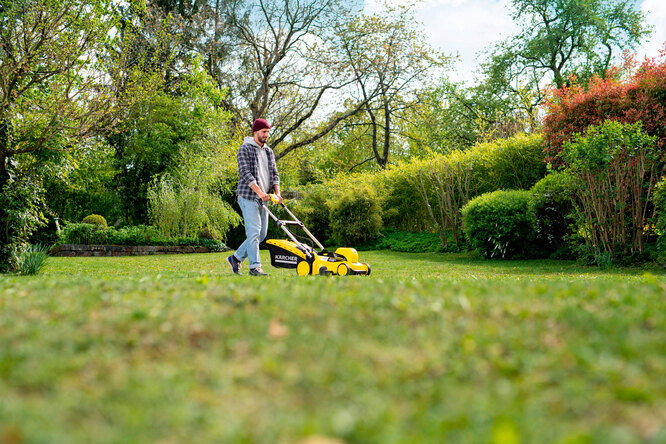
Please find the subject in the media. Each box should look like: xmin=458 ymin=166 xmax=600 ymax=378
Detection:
xmin=106 ymin=225 xmax=163 ymax=246
xmin=413 ymin=151 xmax=472 ymax=247
xmin=374 ymin=133 xmax=547 ymax=235
xmin=528 ymin=171 xmax=577 ymax=257
xmin=375 ymin=163 xmax=431 ymax=232
xmin=0 ymin=172 xmax=47 ymax=273
xmin=57 ymin=223 xmax=228 ymax=250
xmin=358 ymin=230 xmax=464 ymax=253
xmin=12 ymin=244 xmax=50 ymax=275
xmin=198 ymin=226 xmax=221 ymax=240
xmin=59 ymin=223 xmax=108 ymax=245
xmin=560 ymin=120 xmax=659 ymax=259
xmin=148 ymin=177 xmax=241 ymax=241
xmin=650 ymin=178 xmax=666 ymax=261
xmin=82 ymin=214 xmax=108 ymax=228
xmin=462 ymin=190 xmax=538 ymax=259
xmin=329 ymin=188 xmax=382 ymax=246
xmin=469 ymin=133 xmax=548 ymax=194
xmin=293 ymin=184 xmax=334 ymax=244
xmin=543 ymin=54 xmax=666 ymax=165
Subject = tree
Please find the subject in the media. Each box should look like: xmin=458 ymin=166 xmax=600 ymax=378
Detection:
xmin=111 ymin=57 xmax=235 ymax=224
xmin=214 ymin=0 xmax=375 ymax=160
xmin=0 ymin=0 xmax=144 ymax=270
xmin=401 ymin=79 xmax=533 ymax=156
xmin=480 ymin=0 xmax=651 ymax=112
xmin=332 ymin=2 xmax=448 ymax=169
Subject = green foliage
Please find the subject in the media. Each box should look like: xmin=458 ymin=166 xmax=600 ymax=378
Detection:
xmin=481 ymin=0 xmax=650 ymax=117
xmin=402 ymin=82 xmax=481 ymax=154
xmin=82 ymin=214 xmax=108 ymax=228
xmin=369 ymin=133 xmax=547 ymax=234
xmin=0 ymin=0 xmax=157 ymax=267
xmin=10 ymin=244 xmax=50 ymax=276
xmin=147 ymin=165 xmax=242 ymax=242
xmin=358 ymin=230 xmax=460 ymax=253
xmin=528 ymin=171 xmax=577 ymax=257
xmin=288 ymin=173 xmax=385 ymax=248
xmin=291 ymin=184 xmax=334 ymax=244
xmin=469 ymin=133 xmax=547 ymax=194
xmin=106 ymin=225 xmax=163 ymax=247
xmin=403 ymin=80 xmax=534 ymax=156
xmin=197 ymin=226 xmax=221 ymax=241
xmin=59 ymin=223 xmax=110 ymax=245
xmin=45 ymin=140 xmax=123 ymax=226
xmin=374 ymin=164 xmax=431 ymax=232
xmin=0 ymin=171 xmax=48 ymax=272
xmin=112 ymin=56 xmax=236 ymax=224
xmin=57 ymin=223 xmax=227 ymax=250
xmin=651 ymin=178 xmax=666 ymax=261
xmin=560 ymin=120 xmax=659 ymax=259
xmin=329 ymin=188 xmax=382 ymax=246
xmin=413 ymin=151 xmax=472 ymax=247
xmin=462 ymin=190 xmax=538 ymax=259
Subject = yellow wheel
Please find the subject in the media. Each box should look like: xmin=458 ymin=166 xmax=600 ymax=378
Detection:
xmin=363 ymin=263 xmax=371 ymax=276
xmin=296 ymin=260 xmax=311 ymax=276
xmin=337 ymin=263 xmax=349 ymax=276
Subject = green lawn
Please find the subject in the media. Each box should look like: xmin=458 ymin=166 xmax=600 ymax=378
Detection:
xmin=1 ymin=251 xmax=665 ymax=444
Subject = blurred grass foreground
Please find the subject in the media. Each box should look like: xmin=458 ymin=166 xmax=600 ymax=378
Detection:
xmin=1 ymin=251 xmax=665 ymax=443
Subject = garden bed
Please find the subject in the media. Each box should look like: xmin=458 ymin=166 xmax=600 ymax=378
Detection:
xmin=49 ymin=244 xmax=228 ymax=257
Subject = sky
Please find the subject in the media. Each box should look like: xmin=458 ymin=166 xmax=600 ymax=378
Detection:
xmin=363 ymin=0 xmax=666 ymax=84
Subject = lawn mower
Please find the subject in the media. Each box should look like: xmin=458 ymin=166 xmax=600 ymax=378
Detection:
xmin=263 ymin=194 xmax=371 ymax=276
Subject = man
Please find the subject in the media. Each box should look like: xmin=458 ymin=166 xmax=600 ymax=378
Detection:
xmin=227 ymin=118 xmax=282 ymax=276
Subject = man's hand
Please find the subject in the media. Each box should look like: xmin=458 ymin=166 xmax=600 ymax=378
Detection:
xmin=275 ymin=193 xmax=283 ymax=204
xmin=250 ymin=184 xmax=271 ymax=202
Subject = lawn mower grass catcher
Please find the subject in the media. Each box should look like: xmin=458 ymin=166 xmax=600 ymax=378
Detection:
xmin=263 ymin=194 xmax=371 ymax=276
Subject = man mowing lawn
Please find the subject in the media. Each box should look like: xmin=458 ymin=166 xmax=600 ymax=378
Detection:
xmin=227 ymin=118 xmax=283 ymax=276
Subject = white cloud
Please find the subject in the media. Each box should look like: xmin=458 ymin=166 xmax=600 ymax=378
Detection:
xmin=363 ymin=0 xmax=664 ymax=83
xmin=640 ymin=0 xmax=666 ymax=60
xmin=415 ymin=0 xmax=517 ymax=82
xmin=364 ymin=0 xmax=517 ymax=83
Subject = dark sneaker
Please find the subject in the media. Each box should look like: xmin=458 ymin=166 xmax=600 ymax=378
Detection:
xmin=249 ymin=267 xmax=268 ymax=276
xmin=226 ymin=254 xmax=242 ymax=275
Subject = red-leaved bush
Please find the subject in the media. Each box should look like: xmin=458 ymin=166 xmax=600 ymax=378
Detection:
xmin=543 ymin=46 xmax=666 ymax=165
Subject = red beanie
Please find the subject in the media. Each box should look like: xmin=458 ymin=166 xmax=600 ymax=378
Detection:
xmin=252 ymin=118 xmax=271 ymax=132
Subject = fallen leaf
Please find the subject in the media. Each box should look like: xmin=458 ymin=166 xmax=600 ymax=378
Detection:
xmin=1 ymin=425 xmax=24 ymax=444
xmin=268 ymin=318 xmax=289 ymax=339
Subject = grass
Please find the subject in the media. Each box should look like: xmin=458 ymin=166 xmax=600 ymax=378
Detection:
xmin=1 ymin=250 xmax=665 ymax=444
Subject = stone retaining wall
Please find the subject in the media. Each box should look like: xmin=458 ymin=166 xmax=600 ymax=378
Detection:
xmin=50 ymin=244 xmax=227 ymax=257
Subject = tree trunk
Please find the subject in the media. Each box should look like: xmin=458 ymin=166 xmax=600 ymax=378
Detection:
xmin=381 ymin=99 xmax=391 ymax=168
xmin=0 ymin=118 xmax=10 ymax=269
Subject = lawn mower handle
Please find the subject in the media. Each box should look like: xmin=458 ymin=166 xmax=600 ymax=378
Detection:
xmin=268 ymin=193 xmax=282 ymax=206
xmin=264 ymin=194 xmax=326 ymax=252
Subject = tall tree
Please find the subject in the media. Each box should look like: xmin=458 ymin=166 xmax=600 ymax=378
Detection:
xmin=333 ymin=3 xmax=447 ymax=169
xmin=216 ymin=0 xmax=373 ymax=160
xmin=0 ymin=0 xmax=151 ymax=270
xmin=481 ymin=0 xmax=651 ymax=112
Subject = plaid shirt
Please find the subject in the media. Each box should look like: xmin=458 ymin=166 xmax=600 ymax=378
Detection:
xmin=236 ymin=137 xmax=280 ymax=201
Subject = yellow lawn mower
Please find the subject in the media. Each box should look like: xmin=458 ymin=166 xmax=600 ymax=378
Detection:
xmin=263 ymin=194 xmax=371 ymax=276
